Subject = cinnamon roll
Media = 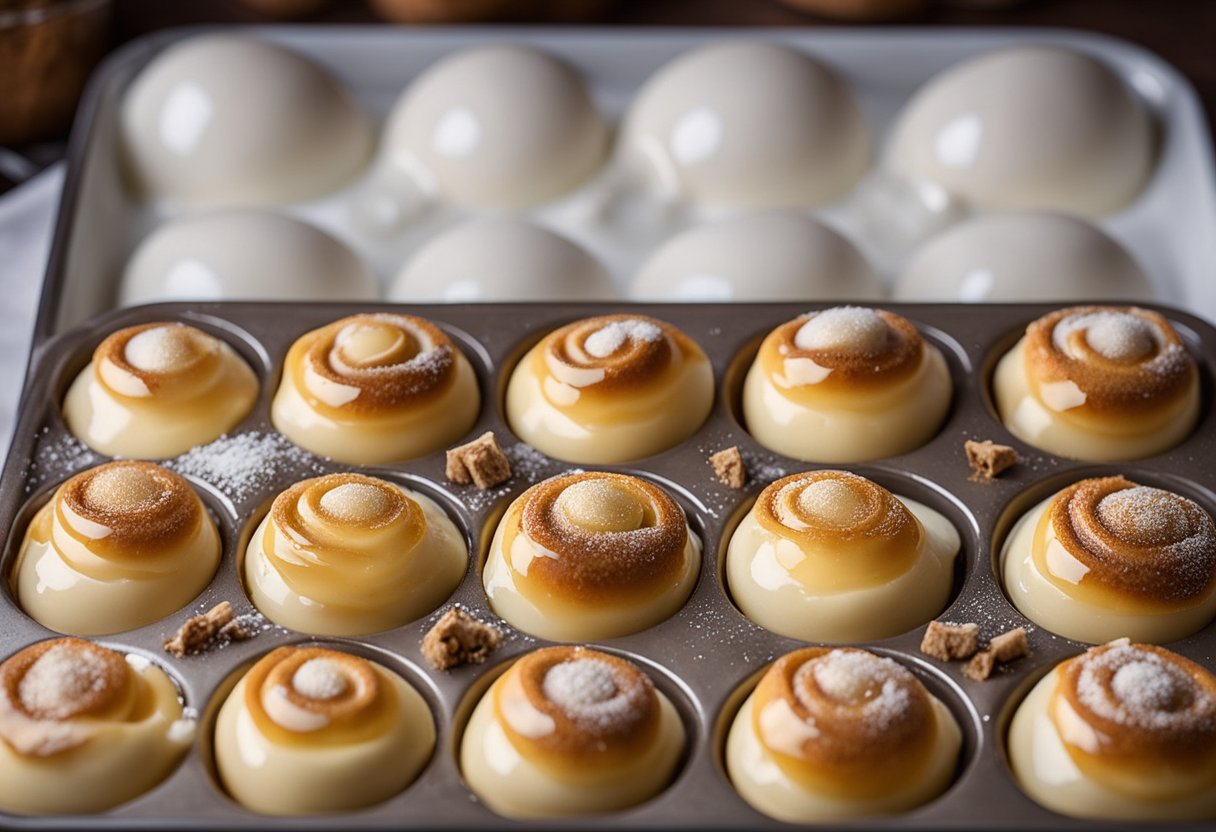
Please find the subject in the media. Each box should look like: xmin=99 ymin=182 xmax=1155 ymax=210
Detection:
xmin=993 ymin=306 xmax=1199 ymax=461
xmin=725 ymin=471 xmax=959 ymax=642
xmin=1008 ymin=640 xmax=1216 ymax=821
xmin=214 ymin=645 xmax=434 ymax=815
xmin=726 ymin=647 xmax=961 ymax=821
xmin=483 ymin=472 xmax=700 ymax=641
xmin=12 ymin=461 xmax=221 ymax=635
xmin=271 ymin=313 xmax=480 ymax=465
xmin=460 ymin=646 xmax=684 ymax=818
xmin=742 ymin=307 xmax=952 ymax=463
xmin=63 ymin=322 xmax=258 ymax=459
xmin=245 ymin=473 xmax=466 ymax=635
xmin=1002 ymin=476 xmax=1216 ymax=643
xmin=0 ymin=638 xmax=194 ymax=814
xmin=504 ymin=315 xmax=713 ymax=464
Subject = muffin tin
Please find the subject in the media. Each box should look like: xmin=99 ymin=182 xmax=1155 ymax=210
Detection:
xmin=33 ymin=25 xmax=1216 ymax=342
xmin=2 ymin=299 xmax=1214 ymax=829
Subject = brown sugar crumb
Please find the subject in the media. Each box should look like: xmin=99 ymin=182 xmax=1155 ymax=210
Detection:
xmin=709 ymin=446 xmax=746 ymax=489
xmin=421 ymin=608 xmax=503 ymax=671
xmin=446 ymin=432 xmax=512 ymax=490
xmin=920 ymin=620 xmax=981 ymax=662
xmin=963 ymin=627 xmax=1030 ymax=681
xmin=163 ymin=602 xmax=251 ymax=657
xmin=965 ymin=439 xmax=1019 ymax=481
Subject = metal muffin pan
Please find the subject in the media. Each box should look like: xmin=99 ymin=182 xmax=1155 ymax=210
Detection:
xmin=34 ymin=24 xmax=1216 ymax=344
xmin=1 ymin=299 xmax=1214 ymax=830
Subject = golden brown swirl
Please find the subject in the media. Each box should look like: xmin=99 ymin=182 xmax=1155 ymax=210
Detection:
xmin=260 ymin=473 xmax=425 ymax=606
xmin=759 ymin=307 xmax=923 ymax=391
xmin=506 ymin=472 xmax=688 ymax=604
xmin=287 ymin=313 xmax=458 ymax=415
xmin=1053 ymin=642 xmax=1216 ymax=797
xmin=50 ymin=461 xmax=205 ymax=565
xmin=1040 ymin=477 xmax=1216 ymax=606
xmin=0 ymin=639 xmax=133 ymax=757
xmin=63 ymin=321 xmax=258 ymax=459
xmin=754 ymin=471 xmax=922 ymax=589
xmin=751 ymin=647 xmax=936 ymax=799
xmin=494 ymin=646 xmax=659 ymax=769
xmin=243 ymin=647 xmax=398 ymax=747
xmin=541 ymin=315 xmax=681 ymax=393
xmin=1023 ymin=306 xmax=1196 ymax=417
xmin=94 ymin=322 xmax=226 ymax=398
xmin=1 ymin=639 xmax=128 ymax=725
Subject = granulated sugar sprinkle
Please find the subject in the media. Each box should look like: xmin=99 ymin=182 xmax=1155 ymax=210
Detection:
xmin=1076 ymin=644 xmax=1216 ymax=731
xmin=167 ymin=432 xmax=326 ymax=505
xmin=19 ymin=644 xmax=109 ymax=719
xmin=1096 ymin=486 xmax=1197 ymax=545
xmin=124 ymin=324 xmax=200 ymax=373
xmin=584 ymin=319 xmax=662 ymax=358
xmin=25 ymin=428 xmax=99 ymax=491
xmin=293 ymin=658 xmax=348 ymax=701
xmin=543 ymin=658 xmax=642 ymax=730
xmin=794 ymin=307 xmax=889 ymax=353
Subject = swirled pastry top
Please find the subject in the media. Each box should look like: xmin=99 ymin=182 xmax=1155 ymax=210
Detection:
xmin=284 ymin=314 xmax=462 ymax=416
xmin=13 ymin=461 xmax=221 ymax=636
xmin=1035 ymin=477 xmax=1216 ymax=609
xmin=41 ymin=461 xmax=208 ymax=567
xmin=752 ymin=471 xmax=923 ymax=591
xmin=63 ymin=322 xmax=258 ymax=458
xmin=0 ymin=638 xmax=187 ymax=759
xmin=527 ymin=315 xmax=704 ymax=408
xmin=241 ymin=647 xmax=400 ymax=745
xmin=1051 ymin=641 xmax=1216 ymax=794
xmin=1018 ymin=307 xmax=1195 ymax=417
xmin=501 ymin=472 xmax=690 ymax=604
xmin=492 ymin=646 xmax=661 ymax=771
xmin=755 ymin=307 xmax=926 ymax=393
xmin=245 ymin=472 xmax=467 ymax=637
xmin=0 ymin=639 xmax=133 ymax=757
xmin=749 ymin=647 xmax=939 ymax=799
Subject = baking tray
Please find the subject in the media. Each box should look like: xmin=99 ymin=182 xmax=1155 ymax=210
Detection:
xmin=32 ymin=24 xmax=1216 ymax=347
xmin=1 ymin=299 xmax=1214 ymax=830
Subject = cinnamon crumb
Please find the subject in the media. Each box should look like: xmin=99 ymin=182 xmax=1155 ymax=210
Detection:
xmin=920 ymin=620 xmax=980 ymax=661
xmin=963 ymin=627 xmax=1030 ymax=681
xmin=965 ymin=439 xmax=1019 ymax=481
xmin=163 ymin=602 xmax=251 ymax=657
xmin=446 ymin=432 xmax=512 ymax=490
xmin=709 ymin=446 xmax=746 ymax=489
xmin=218 ymin=618 xmax=252 ymax=642
xmin=421 ymin=608 xmax=502 ymax=671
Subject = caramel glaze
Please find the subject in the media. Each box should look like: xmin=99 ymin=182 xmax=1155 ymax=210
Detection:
xmin=288 ymin=313 xmax=459 ymax=416
xmin=94 ymin=323 xmax=218 ymax=395
xmin=753 ymin=471 xmax=923 ymax=590
xmin=543 ymin=315 xmax=674 ymax=392
xmin=244 ymin=647 xmax=398 ymax=748
xmin=1039 ymin=476 xmax=1216 ymax=609
xmin=260 ymin=474 xmax=424 ymax=603
xmin=494 ymin=646 xmax=659 ymax=770
xmin=528 ymin=315 xmax=707 ymax=413
xmin=759 ymin=310 xmax=923 ymax=392
xmin=45 ymin=462 xmax=203 ymax=563
xmin=751 ymin=647 xmax=937 ymax=800
xmin=1054 ymin=642 xmax=1216 ymax=796
xmin=0 ymin=639 xmax=128 ymax=724
xmin=1023 ymin=306 xmax=1195 ymax=417
xmin=503 ymin=472 xmax=688 ymax=604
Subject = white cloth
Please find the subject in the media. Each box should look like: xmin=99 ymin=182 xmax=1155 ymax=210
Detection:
xmin=0 ymin=165 xmax=63 ymax=460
